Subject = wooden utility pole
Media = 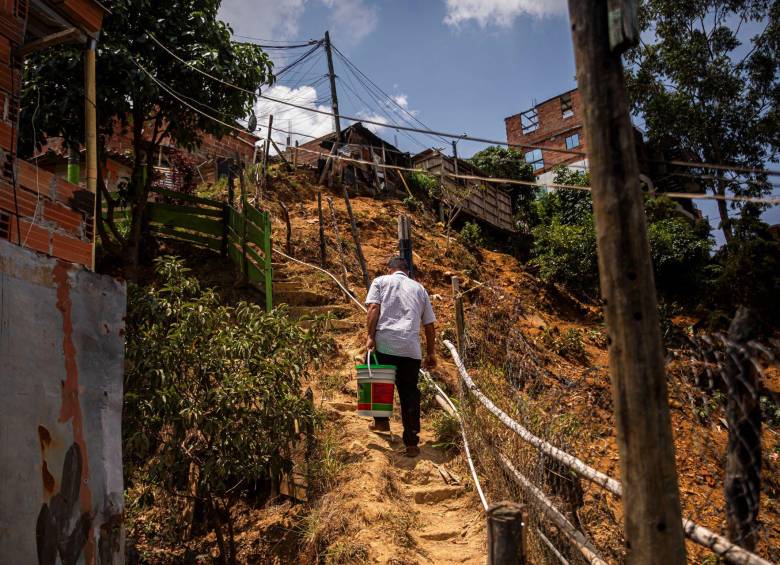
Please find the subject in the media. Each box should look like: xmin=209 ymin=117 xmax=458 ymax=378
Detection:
xmin=397 ymin=215 xmax=413 ymax=278
xmin=280 ymin=202 xmax=293 ymax=256
xmin=343 ymin=188 xmax=370 ymax=290
xmin=85 ymin=38 xmax=98 ymax=270
xmin=293 ymin=140 xmax=299 ymax=169
xmin=567 ymin=1 xmax=687 ymax=562
xmin=486 ymin=501 xmax=526 ymax=565
xmin=317 ymin=191 xmax=327 ymax=267
xmin=318 ymin=31 xmax=342 ymax=185
xmin=261 ymin=114 xmax=273 ymax=193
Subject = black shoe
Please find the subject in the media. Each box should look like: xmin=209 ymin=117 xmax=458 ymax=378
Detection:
xmin=405 ymin=445 xmax=420 ymax=458
xmin=369 ymin=420 xmax=390 ymax=432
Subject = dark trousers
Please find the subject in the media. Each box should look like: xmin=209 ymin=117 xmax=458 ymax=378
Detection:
xmin=374 ymin=352 xmax=421 ymax=447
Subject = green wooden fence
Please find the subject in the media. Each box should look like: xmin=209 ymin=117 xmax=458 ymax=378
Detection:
xmin=102 ymin=188 xmax=273 ymax=311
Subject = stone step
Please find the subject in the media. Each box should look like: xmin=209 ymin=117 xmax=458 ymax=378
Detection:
xmin=298 ymin=317 xmax=357 ymax=331
xmin=274 ymin=290 xmax=332 ymax=307
xmin=272 ymin=280 xmax=304 ymax=292
xmin=412 ymin=486 xmax=463 ymax=504
xmin=419 ymin=527 xmax=461 ymax=541
xmin=288 ymin=304 xmax=353 ymax=319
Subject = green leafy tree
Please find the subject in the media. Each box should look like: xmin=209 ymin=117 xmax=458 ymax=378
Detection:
xmin=20 ymin=0 xmax=273 ymax=274
xmin=124 ymin=257 xmax=332 ymax=561
xmin=625 ymin=1 xmax=779 ymax=241
xmin=705 ymin=206 xmax=780 ymax=329
xmin=469 ymin=146 xmax=536 ymax=230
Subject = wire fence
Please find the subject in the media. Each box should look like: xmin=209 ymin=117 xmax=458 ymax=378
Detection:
xmin=449 ymin=285 xmax=779 ymax=564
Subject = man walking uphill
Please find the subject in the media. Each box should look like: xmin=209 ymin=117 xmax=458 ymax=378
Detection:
xmin=365 ymin=256 xmax=437 ymax=458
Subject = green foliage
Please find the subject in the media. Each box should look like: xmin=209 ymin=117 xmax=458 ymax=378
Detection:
xmin=432 ymin=410 xmax=461 ymax=452
xmin=540 ymin=327 xmax=589 ymax=363
xmin=459 ymin=221 xmax=485 ymax=250
xmin=20 ymin=0 xmax=273 ymax=267
xmin=625 ymin=1 xmax=779 ymax=238
xmin=402 ymin=195 xmax=420 ymax=212
xmin=646 ymin=197 xmax=712 ymax=297
xmin=705 ymin=207 xmax=780 ymax=328
xmin=407 ymin=171 xmax=439 ymax=197
xmin=124 ymin=256 xmax=331 ymax=503
xmin=531 ymin=216 xmax=599 ymax=293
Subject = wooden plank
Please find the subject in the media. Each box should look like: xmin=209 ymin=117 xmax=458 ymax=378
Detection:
xmin=228 ymin=210 xmax=264 ymax=245
xmin=153 ymin=225 xmax=222 ymax=251
xmin=151 ymin=187 xmax=223 ymax=208
xmin=147 ymin=205 xmax=224 ymax=237
xmin=147 ymin=201 xmax=223 ymax=218
xmin=244 ymin=202 xmax=266 ymax=229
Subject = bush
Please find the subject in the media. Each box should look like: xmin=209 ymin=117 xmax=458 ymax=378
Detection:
xmin=460 ymin=221 xmax=485 ymax=250
xmin=531 ymin=217 xmax=599 ymax=293
xmin=124 ymin=256 xmax=332 ymax=555
xmin=402 ymin=195 xmax=420 ymax=211
xmin=407 ymin=171 xmax=438 ymax=197
xmin=540 ymin=327 xmax=589 ymax=363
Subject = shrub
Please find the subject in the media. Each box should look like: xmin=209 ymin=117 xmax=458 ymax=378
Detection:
xmin=460 ymin=221 xmax=485 ymax=250
xmin=531 ymin=217 xmax=599 ymax=293
xmin=407 ymin=171 xmax=438 ymax=197
xmin=540 ymin=327 xmax=589 ymax=363
xmin=432 ymin=410 xmax=461 ymax=452
xmin=402 ymin=195 xmax=420 ymax=212
xmin=124 ymin=256 xmax=332 ymax=556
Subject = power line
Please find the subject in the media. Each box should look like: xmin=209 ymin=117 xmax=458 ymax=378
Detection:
xmin=145 ymin=32 xmax=780 ymax=179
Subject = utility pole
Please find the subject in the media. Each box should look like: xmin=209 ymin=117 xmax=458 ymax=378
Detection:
xmin=319 ymin=31 xmax=342 ymax=185
xmin=324 ymin=30 xmax=342 ymax=142
xmin=567 ymin=1 xmax=686 ymax=563
xmin=451 ymin=140 xmax=459 ymax=179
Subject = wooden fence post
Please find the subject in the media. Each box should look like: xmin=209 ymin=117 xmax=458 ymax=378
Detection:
xmin=724 ymin=307 xmax=761 ymax=550
xmin=280 ymin=202 xmax=292 ymax=256
xmin=263 ymin=210 xmax=273 ymax=312
xmin=567 ymin=1 xmax=687 ymax=562
xmin=239 ymin=169 xmax=248 ymax=283
xmin=261 ymin=114 xmax=273 ymax=193
xmin=304 ymin=387 xmax=316 ymax=499
xmin=487 ymin=501 xmax=526 ymax=565
xmin=343 ymin=187 xmax=370 ymax=290
xmin=317 ymin=191 xmax=327 ymax=267
xmin=293 ymin=140 xmax=299 ymax=169
xmin=397 ymin=215 xmax=413 ymax=278
xmin=451 ymin=276 xmax=465 ymax=359
xmin=326 ymin=196 xmax=351 ymax=290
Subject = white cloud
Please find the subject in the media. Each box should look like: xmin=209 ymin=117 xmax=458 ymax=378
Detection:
xmin=357 ymin=111 xmax=390 ymax=134
xmin=322 ymin=0 xmax=378 ymax=45
xmin=442 ymin=0 xmax=566 ymax=28
xmin=218 ymin=0 xmax=377 ymax=45
xmin=218 ymin=0 xmax=307 ymax=40
xmin=255 ymin=85 xmax=334 ymax=153
xmin=392 ymin=94 xmax=409 ymax=109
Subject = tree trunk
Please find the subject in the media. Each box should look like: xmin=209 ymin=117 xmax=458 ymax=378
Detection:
xmin=715 ymin=171 xmax=733 ymax=242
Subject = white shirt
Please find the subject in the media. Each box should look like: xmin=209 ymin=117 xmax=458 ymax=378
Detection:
xmin=365 ymin=271 xmax=436 ymax=360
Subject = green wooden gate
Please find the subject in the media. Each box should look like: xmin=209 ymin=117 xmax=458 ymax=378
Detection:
xmin=103 ymin=187 xmax=274 ymax=311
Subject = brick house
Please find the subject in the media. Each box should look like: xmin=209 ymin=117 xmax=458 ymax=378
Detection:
xmin=504 ymin=88 xmax=587 ymax=184
xmin=1 ymin=0 xmax=106 ymax=268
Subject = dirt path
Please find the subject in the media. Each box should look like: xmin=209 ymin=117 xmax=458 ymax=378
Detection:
xmin=318 ymin=382 xmax=486 ymax=564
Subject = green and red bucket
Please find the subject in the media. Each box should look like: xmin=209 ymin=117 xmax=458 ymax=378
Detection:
xmin=356 ymin=351 xmax=396 ymax=417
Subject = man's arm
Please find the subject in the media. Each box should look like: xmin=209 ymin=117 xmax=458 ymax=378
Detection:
xmin=423 ymin=322 xmax=437 ymax=369
xmin=366 ymin=303 xmax=380 ymax=351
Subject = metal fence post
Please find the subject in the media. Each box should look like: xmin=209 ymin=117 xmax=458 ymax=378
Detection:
xmin=487 ymin=501 xmax=526 ymax=565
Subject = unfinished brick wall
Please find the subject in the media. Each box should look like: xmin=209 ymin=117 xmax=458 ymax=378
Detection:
xmin=0 ymin=1 xmax=95 ymax=268
xmin=505 ymin=88 xmax=586 ymax=174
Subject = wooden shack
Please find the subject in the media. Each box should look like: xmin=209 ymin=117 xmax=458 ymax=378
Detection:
xmin=412 ymin=149 xmax=515 ymax=232
xmin=291 ymin=123 xmax=410 ymax=192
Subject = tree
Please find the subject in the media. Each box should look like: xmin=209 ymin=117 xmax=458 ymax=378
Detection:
xmin=469 ymin=146 xmax=536 ymax=231
xmin=20 ymin=0 xmax=273 ymax=274
xmin=625 ymin=1 xmax=779 ymax=241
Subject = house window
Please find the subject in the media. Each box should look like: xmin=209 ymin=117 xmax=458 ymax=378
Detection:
xmin=561 ymin=93 xmax=574 ymax=118
xmin=524 ymin=148 xmax=544 ymax=171
xmin=565 ymin=133 xmax=580 ymax=149
xmin=520 ymin=108 xmax=539 ymax=134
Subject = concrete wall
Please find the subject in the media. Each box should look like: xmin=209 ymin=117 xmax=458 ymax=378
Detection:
xmin=0 ymin=239 xmax=126 ymax=564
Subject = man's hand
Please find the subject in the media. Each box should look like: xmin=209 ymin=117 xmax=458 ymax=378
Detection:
xmin=366 ymin=335 xmax=376 ymax=352
xmin=423 ymin=354 xmax=437 ymax=370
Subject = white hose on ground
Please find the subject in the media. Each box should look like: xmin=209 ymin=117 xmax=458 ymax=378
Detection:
xmin=271 ymin=249 xmax=490 ymax=512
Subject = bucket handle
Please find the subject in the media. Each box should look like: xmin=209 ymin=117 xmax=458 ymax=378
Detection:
xmin=366 ymin=349 xmax=377 ymax=379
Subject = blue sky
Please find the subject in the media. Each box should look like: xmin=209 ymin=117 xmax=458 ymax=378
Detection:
xmin=217 ymin=0 xmax=778 ymax=242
